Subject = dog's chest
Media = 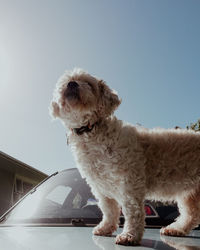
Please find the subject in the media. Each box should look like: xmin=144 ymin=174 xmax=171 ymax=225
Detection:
xmin=71 ymin=140 xmax=121 ymax=196
xmin=75 ymin=141 xmax=118 ymax=171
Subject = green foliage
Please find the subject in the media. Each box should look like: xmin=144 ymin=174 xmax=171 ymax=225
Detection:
xmin=186 ymin=119 xmax=200 ymax=132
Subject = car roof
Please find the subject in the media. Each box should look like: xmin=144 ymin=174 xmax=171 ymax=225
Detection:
xmin=0 ymin=227 xmax=199 ymax=250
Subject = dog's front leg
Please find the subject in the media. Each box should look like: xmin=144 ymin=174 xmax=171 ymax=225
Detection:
xmin=115 ymin=194 xmax=145 ymax=246
xmin=93 ymin=194 xmax=120 ymax=237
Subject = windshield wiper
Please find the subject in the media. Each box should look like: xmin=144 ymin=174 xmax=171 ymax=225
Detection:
xmin=71 ymin=218 xmax=86 ymax=226
xmin=0 ymin=216 xmax=6 ymax=223
xmin=28 ymin=171 xmax=59 ymax=195
xmin=0 ymin=172 xmax=59 ymax=225
xmin=70 ymin=218 xmax=102 ymax=226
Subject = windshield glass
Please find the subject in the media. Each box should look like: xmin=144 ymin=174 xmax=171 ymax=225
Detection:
xmin=1 ymin=169 xmax=102 ymax=225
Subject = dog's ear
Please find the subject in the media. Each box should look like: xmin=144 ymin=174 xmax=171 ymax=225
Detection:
xmin=98 ymin=80 xmax=121 ymax=117
xmin=49 ymin=101 xmax=60 ymax=119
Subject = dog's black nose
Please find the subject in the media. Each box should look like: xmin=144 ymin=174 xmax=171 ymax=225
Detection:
xmin=68 ymin=81 xmax=79 ymax=88
xmin=64 ymin=81 xmax=79 ymax=99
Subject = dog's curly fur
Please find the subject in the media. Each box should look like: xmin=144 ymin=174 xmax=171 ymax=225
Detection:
xmin=50 ymin=68 xmax=200 ymax=246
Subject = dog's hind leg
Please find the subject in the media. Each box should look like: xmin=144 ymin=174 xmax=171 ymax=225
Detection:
xmin=93 ymin=195 xmax=120 ymax=236
xmin=161 ymin=186 xmax=200 ymax=236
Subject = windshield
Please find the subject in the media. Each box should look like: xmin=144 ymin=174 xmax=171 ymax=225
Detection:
xmin=1 ymin=169 xmax=102 ymax=225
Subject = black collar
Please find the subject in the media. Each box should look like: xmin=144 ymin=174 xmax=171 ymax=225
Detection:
xmin=72 ymin=123 xmax=96 ymax=136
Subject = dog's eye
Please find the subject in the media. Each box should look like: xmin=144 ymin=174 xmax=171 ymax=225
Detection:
xmin=87 ymin=82 xmax=93 ymax=89
xmin=86 ymin=82 xmax=96 ymax=94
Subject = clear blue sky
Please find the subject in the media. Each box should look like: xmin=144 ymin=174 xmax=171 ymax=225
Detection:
xmin=0 ymin=0 xmax=200 ymax=174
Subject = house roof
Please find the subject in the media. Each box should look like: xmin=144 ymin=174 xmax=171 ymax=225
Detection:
xmin=0 ymin=151 xmax=48 ymax=180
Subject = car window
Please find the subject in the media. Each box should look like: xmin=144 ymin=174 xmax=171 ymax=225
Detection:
xmin=46 ymin=186 xmax=72 ymax=206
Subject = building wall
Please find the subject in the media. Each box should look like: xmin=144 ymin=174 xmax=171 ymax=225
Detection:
xmin=0 ymin=152 xmax=47 ymax=216
xmin=0 ymin=169 xmax=14 ymax=215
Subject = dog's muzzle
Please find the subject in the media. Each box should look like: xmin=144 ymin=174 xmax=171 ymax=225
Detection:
xmin=64 ymin=81 xmax=80 ymax=100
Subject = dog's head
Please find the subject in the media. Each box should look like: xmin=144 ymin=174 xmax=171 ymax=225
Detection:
xmin=49 ymin=68 xmax=121 ymax=128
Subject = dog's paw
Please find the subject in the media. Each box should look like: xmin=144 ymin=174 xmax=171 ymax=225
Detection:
xmin=160 ymin=227 xmax=186 ymax=236
xmin=93 ymin=224 xmax=116 ymax=237
xmin=115 ymin=232 xmax=140 ymax=246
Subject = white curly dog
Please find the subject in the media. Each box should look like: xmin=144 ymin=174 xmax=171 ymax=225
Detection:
xmin=50 ymin=68 xmax=200 ymax=246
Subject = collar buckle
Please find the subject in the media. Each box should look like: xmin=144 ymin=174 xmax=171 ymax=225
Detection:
xmin=73 ymin=123 xmax=95 ymax=136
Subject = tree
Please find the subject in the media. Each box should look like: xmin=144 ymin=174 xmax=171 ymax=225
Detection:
xmin=186 ymin=119 xmax=200 ymax=132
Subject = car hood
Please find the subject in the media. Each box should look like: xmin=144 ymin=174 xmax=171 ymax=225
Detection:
xmin=0 ymin=227 xmax=199 ymax=250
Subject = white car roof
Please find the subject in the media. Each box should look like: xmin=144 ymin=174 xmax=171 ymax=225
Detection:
xmin=0 ymin=227 xmax=199 ymax=250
